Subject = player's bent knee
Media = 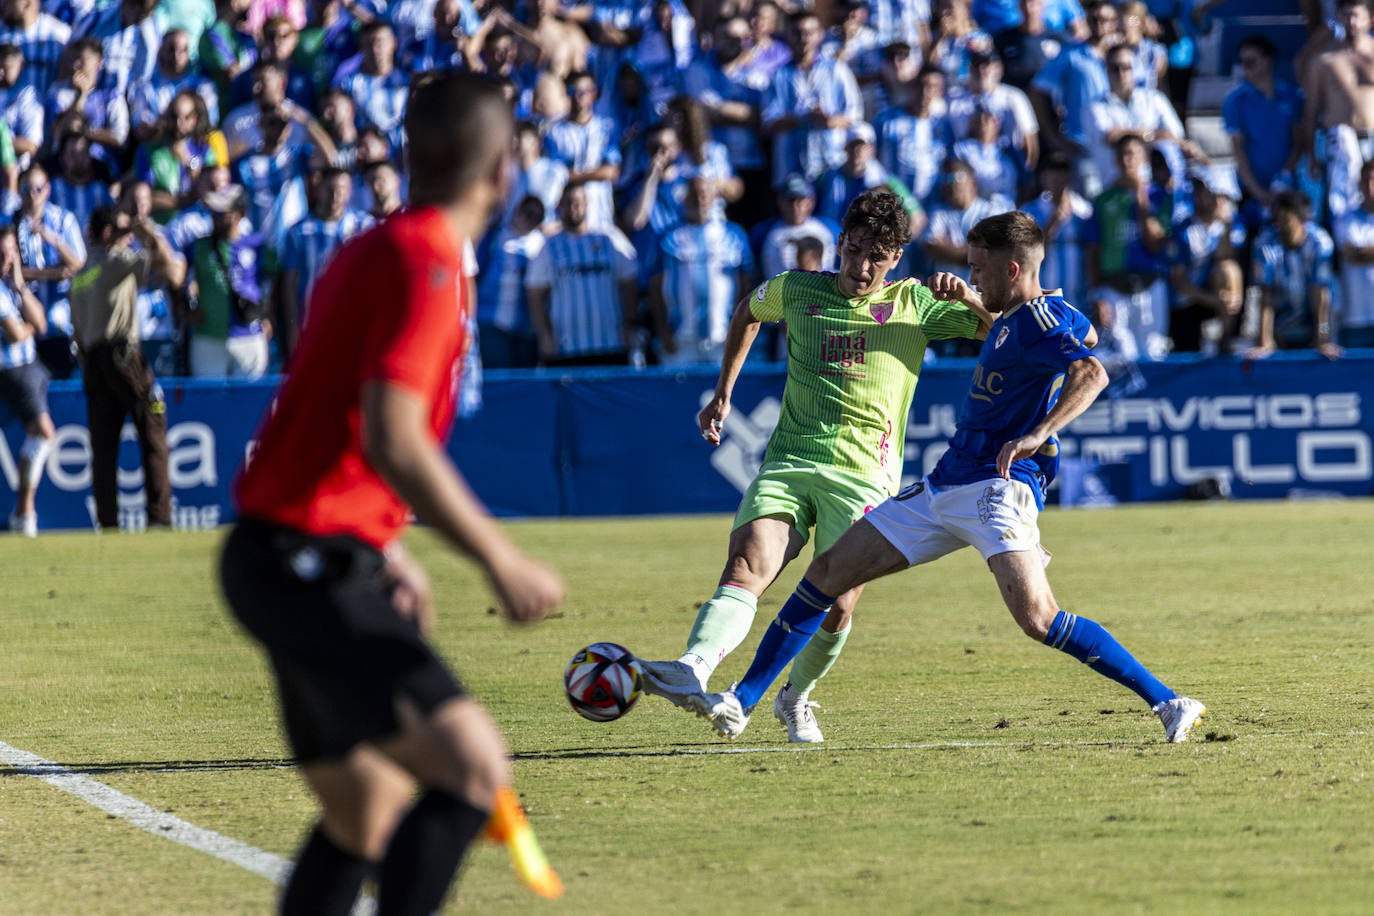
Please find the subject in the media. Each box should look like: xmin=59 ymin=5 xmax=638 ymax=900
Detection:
xmin=415 ymin=698 xmax=510 ymax=808
xmin=1012 ymin=601 xmax=1058 ymax=641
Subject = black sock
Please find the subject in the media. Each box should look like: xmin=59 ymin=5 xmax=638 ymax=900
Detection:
xmin=280 ymin=823 xmax=373 ymax=916
xmin=376 ymin=789 xmax=489 ymax=916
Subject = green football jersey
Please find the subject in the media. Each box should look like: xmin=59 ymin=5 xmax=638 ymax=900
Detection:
xmin=750 ymin=270 xmax=979 ymax=492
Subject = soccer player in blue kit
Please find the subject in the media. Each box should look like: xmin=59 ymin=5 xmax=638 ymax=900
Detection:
xmin=689 ymin=210 xmax=1207 ymax=744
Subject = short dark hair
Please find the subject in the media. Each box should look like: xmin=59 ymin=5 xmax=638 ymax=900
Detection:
xmin=840 ymin=188 xmax=912 ymax=253
xmin=1237 ymin=34 xmax=1277 ymax=62
xmin=71 ymin=36 xmax=104 ymax=58
xmin=1271 ymin=189 xmax=1311 ymax=219
xmin=88 ymin=204 xmax=119 ymax=241
xmin=404 ymin=71 xmax=513 ymax=205
xmin=515 ymin=194 xmax=545 ymax=223
xmin=1114 ymin=132 xmax=1148 ymax=156
xmin=967 ymin=210 xmax=1044 ymax=261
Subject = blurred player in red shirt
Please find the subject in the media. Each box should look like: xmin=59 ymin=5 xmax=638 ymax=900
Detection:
xmin=220 ymin=72 xmax=565 ymax=913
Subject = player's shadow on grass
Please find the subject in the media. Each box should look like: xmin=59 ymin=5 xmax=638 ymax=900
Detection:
xmin=2 ymin=757 xmax=297 ymax=776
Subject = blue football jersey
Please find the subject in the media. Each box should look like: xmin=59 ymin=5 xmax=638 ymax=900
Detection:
xmin=929 ymin=294 xmax=1095 ymax=506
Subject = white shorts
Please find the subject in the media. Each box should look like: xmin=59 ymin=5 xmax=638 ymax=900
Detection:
xmin=866 ymin=476 xmax=1042 ymax=567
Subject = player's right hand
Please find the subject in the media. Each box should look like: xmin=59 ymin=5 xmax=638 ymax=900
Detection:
xmin=698 ymin=396 xmax=730 ymax=446
xmin=925 ymin=272 xmax=971 ymax=301
xmin=491 ymin=555 xmax=564 ymax=624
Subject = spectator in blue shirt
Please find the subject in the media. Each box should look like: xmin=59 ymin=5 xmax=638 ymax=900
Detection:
xmin=1032 ymin=0 xmax=1118 ymax=196
xmin=682 ymin=14 xmax=769 ymax=225
xmin=45 ymin=37 xmax=129 ymax=169
xmin=476 ymin=194 xmax=545 ymax=369
xmin=649 ymin=177 xmax=756 ymax=367
xmin=874 ymin=65 xmax=955 ymax=208
xmin=0 ymin=0 xmax=72 ymax=98
xmin=814 ymin=122 xmax=924 ymax=240
xmin=1223 ymin=34 xmax=1302 ymax=230
xmin=72 ymin=0 xmax=162 ymax=96
xmin=129 ymin=29 xmax=221 ymax=146
xmin=227 ymin=15 xmax=315 ymax=112
xmin=14 ymin=163 xmax=85 ymax=378
xmin=332 ymin=19 xmax=408 ymax=152
xmin=274 ymin=163 xmax=370 ymax=358
xmin=49 ymin=125 xmax=113 ymax=238
xmin=1248 ymin=190 xmax=1341 ymax=360
xmin=0 ymin=43 xmax=44 ymax=163
xmin=544 ymin=70 xmax=622 ymax=229
xmin=762 ymin=9 xmax=864 ymax=186
xmin=1169 ymin=175 xmax=1244 ymax=353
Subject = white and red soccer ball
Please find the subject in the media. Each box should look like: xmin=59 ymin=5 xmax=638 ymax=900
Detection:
xmin=564 ymin=642 xmax=643 ymax=722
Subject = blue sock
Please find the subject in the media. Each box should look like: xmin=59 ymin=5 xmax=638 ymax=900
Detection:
xmin=1044 ymin=610 xmax=1175 ymax=708
xmin=733 ymin=579 xmax=834 ymax=709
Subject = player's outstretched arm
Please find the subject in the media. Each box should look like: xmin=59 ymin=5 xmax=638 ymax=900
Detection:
xmin=700 ymin=294 xmax=763 ymax=445
xmin=926 ymin=271 xmax=994 ymax=338
xmin=361 ymin=380 xmax=565 ymax=622
xmin=995 ymin=355 xmax=1108 ymax=478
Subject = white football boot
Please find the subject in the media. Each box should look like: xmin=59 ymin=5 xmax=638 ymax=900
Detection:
xmin=772 ymin=682 xmax=823 ymax=743
xmin=1153 ymin=696 xmax=1207 ymax=743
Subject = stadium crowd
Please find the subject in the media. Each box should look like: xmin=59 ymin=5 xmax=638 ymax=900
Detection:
xmin=0 ymin=0 xmax=1364 ymax=385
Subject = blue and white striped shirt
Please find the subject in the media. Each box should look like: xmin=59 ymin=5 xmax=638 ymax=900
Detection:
xmin=45 ymin=81 xmax=129 ymax=145
xmin=17 ymin=201 xmax=86 ymax=309
xmin=763 ymin=56 xmax=864 ymax=185
xmin=873 ymin=105 xmax=954 ymax=206
xmin=73 ymin=5 xmax=161 ymax=96
xmin=0 ymin=83 xmax=44 ymax=154
xmin=658 ymin=217 xmax=754 ymax=355
xmin=0 ymin=283 xmax=38 ymax=369
xmin=525 ymin=227 xmax=637 ymax=358
xmin=503 ymin=156 xmax=568 ymax=229
xmin=236 ymin=145 xmax=310 ymax=234
xmin=0 ymin=15 xmax=71 ymax=97
xmin=543 ymin=115 xmax=622 ymax=229
xmin=332 ymin=66 xmax=409 ymax=150
xmin=278 ymin=209 xmax=374 ymax=320
xmin=48 ymin=176 xmax=112 ymax=241
xmin=869 ymin=0 xmax=929 ymax=46
xmin=476 ymin=225 xmax=545 ymax=334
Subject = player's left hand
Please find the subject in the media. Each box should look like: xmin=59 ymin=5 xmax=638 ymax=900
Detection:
xmin=1318 ymin=341 xmax=1344 ymax=361
xmin=385 ymin=544 xmax=435 ymax=634
xmin=996 ymin=434 xmax=1044 ymax=479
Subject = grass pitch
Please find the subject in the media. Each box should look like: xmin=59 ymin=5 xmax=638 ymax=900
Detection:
xmin=1 ymin=501 xmax=1372 ymax=914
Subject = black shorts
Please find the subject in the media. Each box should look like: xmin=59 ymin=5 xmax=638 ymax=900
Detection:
xmin=0 ymin=361 xmax=50 ymax=425
xmin=219 ymin=519 xmax=466 ymax=763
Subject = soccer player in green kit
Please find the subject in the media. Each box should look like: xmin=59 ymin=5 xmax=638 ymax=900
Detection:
xmin=640 ymin=188 xmax=993 ymax=742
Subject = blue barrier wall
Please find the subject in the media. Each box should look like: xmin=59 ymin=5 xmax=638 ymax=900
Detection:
xmin=3 ymin=354 xmax=1371 ymax=531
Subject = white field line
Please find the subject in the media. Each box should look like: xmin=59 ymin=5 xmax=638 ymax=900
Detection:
xmin=0 ymin=740 xmax=291 ymax=882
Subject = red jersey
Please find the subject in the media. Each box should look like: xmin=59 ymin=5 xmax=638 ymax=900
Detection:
xmin=235 ymin=207 xmax=468 ymax=548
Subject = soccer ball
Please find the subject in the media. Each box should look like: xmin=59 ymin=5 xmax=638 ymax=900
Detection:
xmin=564 ymin=642 xmax=643 ymax=722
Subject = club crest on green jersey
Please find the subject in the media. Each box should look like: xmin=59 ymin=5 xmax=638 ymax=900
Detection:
xmin=869 ymin=302 xmax=893 ymax=324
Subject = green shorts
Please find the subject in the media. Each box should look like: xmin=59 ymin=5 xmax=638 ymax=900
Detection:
xmin=732 ymin=460 xmax=890 ymax=553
